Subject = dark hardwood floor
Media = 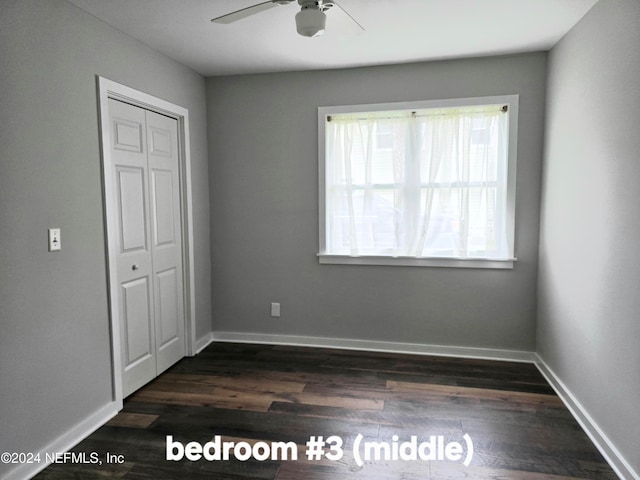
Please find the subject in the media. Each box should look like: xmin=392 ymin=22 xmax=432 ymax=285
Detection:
xmin=36 ymin=343 xmax=619 ymax=479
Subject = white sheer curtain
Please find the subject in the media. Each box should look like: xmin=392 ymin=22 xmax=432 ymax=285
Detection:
xmin=325 ymin=106 xmax=509 ymax=259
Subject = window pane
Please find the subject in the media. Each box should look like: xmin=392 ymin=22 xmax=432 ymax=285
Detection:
xmin=328 ymin=188 xmax=402 ymax=254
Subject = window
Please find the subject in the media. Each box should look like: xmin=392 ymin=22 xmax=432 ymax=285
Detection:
xmin=318 ymin=96 xmax=518 ymax=269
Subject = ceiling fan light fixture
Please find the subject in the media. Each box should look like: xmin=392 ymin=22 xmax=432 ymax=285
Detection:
xmin=295 ymin=8 xmax=326 ymax=37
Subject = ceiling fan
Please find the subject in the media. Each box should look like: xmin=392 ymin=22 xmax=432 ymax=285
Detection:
xmin=211 ymin=0 xmax=364 ymax=38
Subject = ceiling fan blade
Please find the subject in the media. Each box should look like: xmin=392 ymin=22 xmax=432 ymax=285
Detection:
xmin=211 ymin=1 xmax=278 ymax=24
xmin=333 ymin=1 xmax=365 ymax=32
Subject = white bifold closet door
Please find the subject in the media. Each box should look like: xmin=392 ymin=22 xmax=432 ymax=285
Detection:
xmin=108 ymin=98 xmax=185 ymax=397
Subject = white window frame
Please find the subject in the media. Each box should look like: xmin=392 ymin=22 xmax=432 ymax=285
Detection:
xmin=318 ymin=95 xmax=519 ymax=269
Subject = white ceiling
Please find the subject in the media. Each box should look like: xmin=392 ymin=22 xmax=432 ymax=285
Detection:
xmin=67 ymin=0 xmax=599 ymax=77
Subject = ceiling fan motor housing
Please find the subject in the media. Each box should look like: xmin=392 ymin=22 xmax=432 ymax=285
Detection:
xmin=296 ymin=1 xmax=328 ymax=37
xmin=298 ymin=0 xmax=334 ymax=10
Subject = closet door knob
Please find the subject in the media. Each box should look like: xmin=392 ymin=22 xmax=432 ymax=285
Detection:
xmin=132 ymin=264 xmax=139 ymax=271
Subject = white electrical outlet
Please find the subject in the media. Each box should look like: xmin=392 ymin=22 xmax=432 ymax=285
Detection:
xmin=48 ymin=228 xmax=61 ymax=252
xmin=270 ymin=302 xmax=281 ymax=318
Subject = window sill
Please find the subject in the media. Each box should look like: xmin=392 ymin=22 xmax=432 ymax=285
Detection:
xmin=317 ymin=254 xmax=516 ymax=270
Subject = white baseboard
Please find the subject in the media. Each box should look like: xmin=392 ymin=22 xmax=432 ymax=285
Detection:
xmin=195 ymin=332 xmax=214 ymax=354
xmin=211 ymin=331 xmax=535 ymax=363
xmin=2 ymin=401 xmax=120 ymax=480
xmin=534 ymin=355 xmax=638 ymax=480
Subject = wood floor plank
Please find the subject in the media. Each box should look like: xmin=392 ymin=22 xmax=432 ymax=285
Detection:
xmin=430 ymin=460 xmax=593 ymax=479
xmin=387 ymin=380 xmax=564 ymax=407
xmin=105 ymin=412 xmax=159 ymax=429
xmin=159 ymin=373 xmax=308 ymax=393
xmin=286 ymin=391 xmax=384 ymax=411
xmin=129 ymin=388 xmax=275 ymax=411
xmin=269 ymin=401 xmax=464 ymax=432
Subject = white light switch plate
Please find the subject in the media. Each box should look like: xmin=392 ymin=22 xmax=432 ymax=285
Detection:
xmin=48 ymin=228 xmax=61 ymax=251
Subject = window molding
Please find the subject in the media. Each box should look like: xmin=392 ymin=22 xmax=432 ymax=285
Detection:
xmin=318 ymin=95 xmax=519 ymax=269
xmin=317 ymin=254 xmax=515 ymax=269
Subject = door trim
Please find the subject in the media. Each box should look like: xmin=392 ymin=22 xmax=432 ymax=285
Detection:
xmin=97 ymin=76 xmax=196 ymax=404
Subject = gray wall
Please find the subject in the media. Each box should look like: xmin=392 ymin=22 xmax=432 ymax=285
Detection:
xmin=0 ymin=1 xmax=211 ymax=476
xmin=207 ymin=53 xmax=546 ymax=351
xmin=538 ymin=0 xmax=640 ymax=474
